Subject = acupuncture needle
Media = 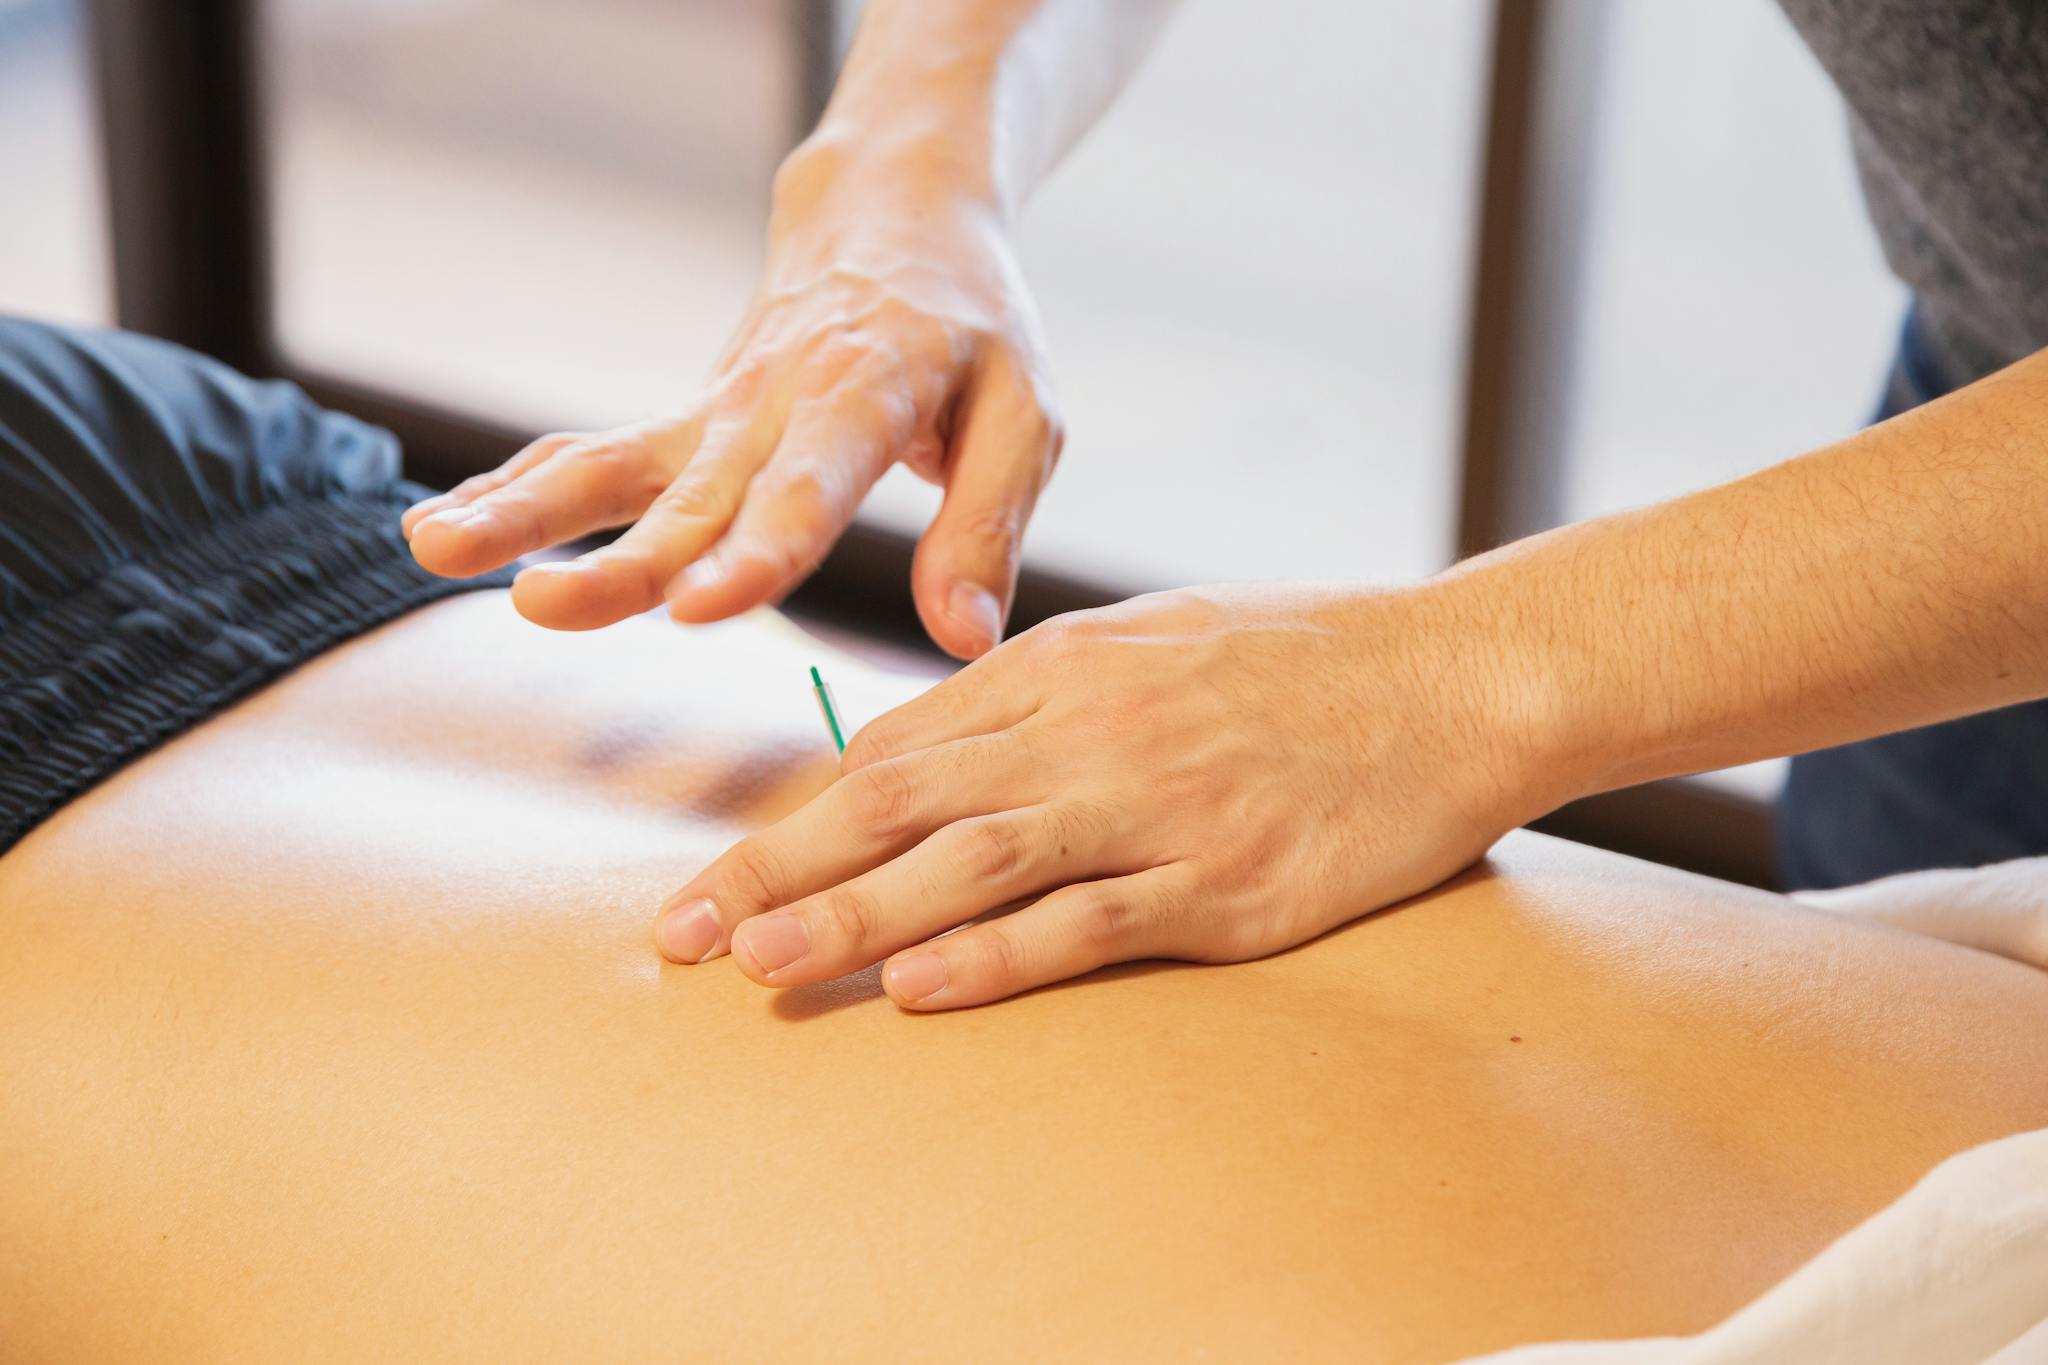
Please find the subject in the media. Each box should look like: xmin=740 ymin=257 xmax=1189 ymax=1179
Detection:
xmin=810 ymin=665 xmax=847 ymax=754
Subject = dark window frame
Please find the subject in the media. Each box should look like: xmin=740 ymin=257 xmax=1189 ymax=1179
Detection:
xmin=80 ymin=0 xmax=1776 ymax=886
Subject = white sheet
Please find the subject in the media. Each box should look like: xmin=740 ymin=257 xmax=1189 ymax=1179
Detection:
xmin=1464 ymin=858 xmax=2048 ymax=1365
xmin=1463 ymin=1128 xmax=2048 ymax=1365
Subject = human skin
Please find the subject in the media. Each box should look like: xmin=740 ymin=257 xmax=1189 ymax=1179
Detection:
xmin=664 ymin=351 xmax=2048 ymax=1008
xmin=389 ymin=1 xmax=2048 ymax=1006
xmin=402 ymin=0 xmax=1175 ymax=657
xmin=3 ymin=595 xmax=2046 ymax=1362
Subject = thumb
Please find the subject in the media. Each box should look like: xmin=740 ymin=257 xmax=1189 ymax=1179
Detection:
xmin=913 ymin=351 xmax=1062 ymax=660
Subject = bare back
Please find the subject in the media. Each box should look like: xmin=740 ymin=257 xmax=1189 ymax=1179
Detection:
xmin=3 ymin=595 xmax=2045 ymax=1363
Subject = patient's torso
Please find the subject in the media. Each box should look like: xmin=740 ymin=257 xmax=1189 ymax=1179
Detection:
xmin=3 ymin=595 xmax=2045 ymax=1363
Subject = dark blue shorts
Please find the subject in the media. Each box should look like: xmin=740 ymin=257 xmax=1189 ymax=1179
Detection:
xmin=1775 ymin=304 xmax=2048 ymax=888
xmin=0 ymin=317 xmax=511 ymax=854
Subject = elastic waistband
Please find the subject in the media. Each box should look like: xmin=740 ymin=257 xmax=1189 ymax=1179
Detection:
xmin=0 ymin=488 xmax=511 ymax=853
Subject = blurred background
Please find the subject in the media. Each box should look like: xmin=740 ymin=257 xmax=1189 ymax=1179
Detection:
xmin=0 ymin=0 xmax=1905 ymax=879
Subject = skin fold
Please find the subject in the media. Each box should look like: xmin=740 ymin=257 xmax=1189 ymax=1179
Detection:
xmin=3 ymin=595 xmax=2045 ymax=1363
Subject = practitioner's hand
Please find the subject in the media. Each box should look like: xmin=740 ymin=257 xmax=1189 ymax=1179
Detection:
xmin=653 ymin=583 xmax=1567 ymax=1008
xmin=401 ymin=138 xmax=1061 ymax=659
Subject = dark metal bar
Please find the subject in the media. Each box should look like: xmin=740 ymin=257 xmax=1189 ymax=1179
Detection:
xmin=1451 ymin=0 xmax=1775 ymax=884
xmin=1455 ymin=0 xmax=1540 ymax=557
xmin=1453 ymin=0 xmax=1608 ymax=556
xmin=1534 ymin=781 xmax=1775 ymax=889
xmin=85 ymin=0 xmax=271 ymax=372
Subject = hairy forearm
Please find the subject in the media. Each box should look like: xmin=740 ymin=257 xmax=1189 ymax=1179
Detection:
xmin=1448 ymin=347 xmax=2048 ymax=807
xmin=788 ymin=0 xmax=1178 ymax=219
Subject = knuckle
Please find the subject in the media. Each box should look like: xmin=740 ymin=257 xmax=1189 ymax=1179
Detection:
xmin=901 ymin=432 xmax=946 ymax=476
xmin=956 ymin=818 xmax=1027 ymax=882
xmin=1073 ymin=887 xmax=1146 ymax=957
xmin=1201 ymin=917 xmax=1271 ymax=965
xmin=834 ymin=383 xmax=916 ymax=444
xmin=658 ymin=474 xmax=731 ymax=523
xmin=768 ymin=136 xmax=848 ymax=215
xmin=817 ymin=886 xmax=880 ymax=949
xmin=498 ymin=433 xmax=572 ymax=478
xmin=719 ymin=841 xmax=787 ymax=912
xmin=1212 ymin=911 xmax=1271 ymax=964
xmin=713 ymin=358 xmax=770 ymax=405
xmin=746 ymin=526 xmax=817 ymax=588
xmin=1025 ymin=617 xmax=1083 ymax=665
xmin=568 ymin=439 xmax=667 ymax=507
xmin=953 ymin=508 xmax=1024 ymax=565
xmin=1207 ymin=842 xmax=1264 ymax=895
xmin=595 ymin=543 xmax=675 ymax=607
xmin=845 ymin=762 xmax=918 ymax=842
xmin=971 ymin=921 xmax=1023 ymax=986
xmin=768 ymin=464 xmax=839 ymax=533
xmin=481 ymin=487 xmax=543 ymax=542
xmin=806 ymin=331 xmax=871 ymax=378
xmin=991 ymin=724 xmax=1041 ymax=777
xmin=769 ymin=151 xmax=818 ymax=205
xmin=900 ymin=316 xmax=960 ymax=374
xmin=866 ymin=293 xmax=918 ymax=332
xmin=840 ymin=722 xmax=895 ymax=772
xmin=563 ymin=438 xmax=636 ymax=480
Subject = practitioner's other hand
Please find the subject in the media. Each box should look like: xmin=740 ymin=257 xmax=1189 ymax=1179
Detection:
xmin=652 ymin=583 xmax=1568 ymax=1008
xmin=401 ymin=136 xmax=1061 ymax=659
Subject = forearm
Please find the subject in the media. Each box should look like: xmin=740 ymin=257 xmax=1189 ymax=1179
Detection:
xmin=1456 ymin=347 xmax=2048 ymax=806
xmin=787 ymin=0 xmax=1177 ymax=220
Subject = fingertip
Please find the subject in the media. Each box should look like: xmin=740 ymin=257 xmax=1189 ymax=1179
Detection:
xmin=663 ymin=553 xmax=774 ymax=625
xmin=923 ymin=618 xmax=987 ymax=662
xmin=727 ymin=920 xmax=774 ymax=984
xmin=510 ymin=564 xmax=609 ymax=630
xmin=837 ymin=724 xmax=883 ymax=775
xmin=914 ymin=579 xmax=1004 ymax=660
xmin=948 ymin=582 xmax=1003 ymax=646
xmin=400 ymin=495 xmax=454 ymax=540
xmin=407 ymin=507 xmax=493 ymax=576
xmin=882 ymin=950 xmax=954 ymax=1009
xmin=661 ymin=560 xmax=719 ymax=623
xmin=511 ymin=559 xmax=654 ymax=630
xmin=654 ymin=898 xmax=725 ymax=965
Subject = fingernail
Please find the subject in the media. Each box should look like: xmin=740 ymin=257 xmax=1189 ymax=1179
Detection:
xmin=733 ymin=914 xmax=810 ymax=977
xmin=947 ymin=582 xmax=1002 ymax=649
xmin=669 ymin=558 xmax=726 ymax=602
xmin=402 ymin=500 xmax=447 ymax=540
xmin=655 ymin=898 xmax=722 ymax=964
xmin=427 ymin=505 xmax=483 ymax=530
xmin=885 ymin=952 xmax=949 ymax=1004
